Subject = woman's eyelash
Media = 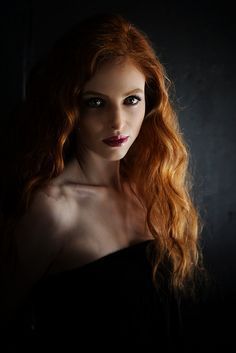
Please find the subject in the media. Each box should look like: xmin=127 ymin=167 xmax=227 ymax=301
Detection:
xmin=84 ymin=97 xmax=105 ymax=108
xmin=124 ymin=95 xmax=142 ymax=105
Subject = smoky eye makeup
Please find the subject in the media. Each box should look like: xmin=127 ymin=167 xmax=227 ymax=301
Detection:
xmin=82 ymin=97 xmax=106 ymax=108
xmin=124 ymin=95 xmax=142 ymax=105
xmin=80 ymin=93 xmax=143 ymax=109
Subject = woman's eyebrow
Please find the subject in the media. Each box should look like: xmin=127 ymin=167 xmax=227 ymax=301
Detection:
xmin=82 ymin=88 xmax=144 ymax=97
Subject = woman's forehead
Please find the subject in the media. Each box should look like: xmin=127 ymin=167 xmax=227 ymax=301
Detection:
xmin=82 ymin=57 xmax=145 ymax=94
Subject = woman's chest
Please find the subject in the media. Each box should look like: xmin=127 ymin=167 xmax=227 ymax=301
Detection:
xmin=80 ymin=192 xmax=147 ymax=237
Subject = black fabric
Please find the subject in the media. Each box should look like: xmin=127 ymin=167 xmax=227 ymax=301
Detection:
xmin=30 ymin=240 xmax=182 ymax=352
xmin=2 ymin=240 xmax=228 ymax=352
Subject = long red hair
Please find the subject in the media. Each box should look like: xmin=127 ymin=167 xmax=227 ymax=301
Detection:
xmin=1 ymin=13 xmax=205 ymax=295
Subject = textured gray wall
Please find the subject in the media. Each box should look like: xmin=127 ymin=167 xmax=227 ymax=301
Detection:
xmin=1 ymin=0 xmax=235 ymax=296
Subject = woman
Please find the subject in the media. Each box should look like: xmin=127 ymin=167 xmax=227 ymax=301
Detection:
xmin=0 ymin=13 xmax=208 ymax=352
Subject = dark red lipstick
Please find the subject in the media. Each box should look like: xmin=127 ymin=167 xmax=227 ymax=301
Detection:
xmin=102 ymin=135 xmax=129 ymax=147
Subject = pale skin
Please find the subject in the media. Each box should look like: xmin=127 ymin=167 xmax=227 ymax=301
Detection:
xmin=1 ymin=57 xmax=153 ymax=323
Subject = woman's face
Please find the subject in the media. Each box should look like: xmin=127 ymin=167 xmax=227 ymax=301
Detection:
xmin=77 ymin=57 xmax=146 ymax=161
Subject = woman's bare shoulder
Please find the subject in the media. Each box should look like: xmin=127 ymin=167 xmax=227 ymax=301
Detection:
xmin=17 ymin=184 xmax=75 ymax=240
xmin=13 ymin=184 xmax=77 ymax=270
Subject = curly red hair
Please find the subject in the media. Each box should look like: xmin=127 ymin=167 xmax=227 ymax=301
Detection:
xmin=1 ymin=13 xmax=205 ymax=295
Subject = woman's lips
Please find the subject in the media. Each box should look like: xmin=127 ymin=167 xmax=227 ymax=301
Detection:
xmin=102 ymin=135 xmax=129 ymax=147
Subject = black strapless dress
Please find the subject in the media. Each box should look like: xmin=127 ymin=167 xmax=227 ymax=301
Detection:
xmin=2 ymin=239 xmax=227 ymax=352
xmin=30 ymin=240 xmax=182 ymax=352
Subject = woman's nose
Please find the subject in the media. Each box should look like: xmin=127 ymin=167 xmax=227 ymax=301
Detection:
xmin=109 ymin=108 xmax=124 ymax=130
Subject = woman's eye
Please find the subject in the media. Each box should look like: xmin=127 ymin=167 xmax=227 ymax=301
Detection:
xmin=124 ymin=95 xmax=141 ymax=105
xmin=84 ymin=97 xmax=105 ymax=108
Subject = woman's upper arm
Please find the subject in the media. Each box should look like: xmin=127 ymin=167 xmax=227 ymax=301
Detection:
xmin=15 ymin=189 xmax=66 ymax=276
xmin=0 ymin=189 xmax=66 ymax=326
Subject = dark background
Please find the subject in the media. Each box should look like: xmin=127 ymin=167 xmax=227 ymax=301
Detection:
xmin=1 ymin=0 xmax=236 ymax=337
